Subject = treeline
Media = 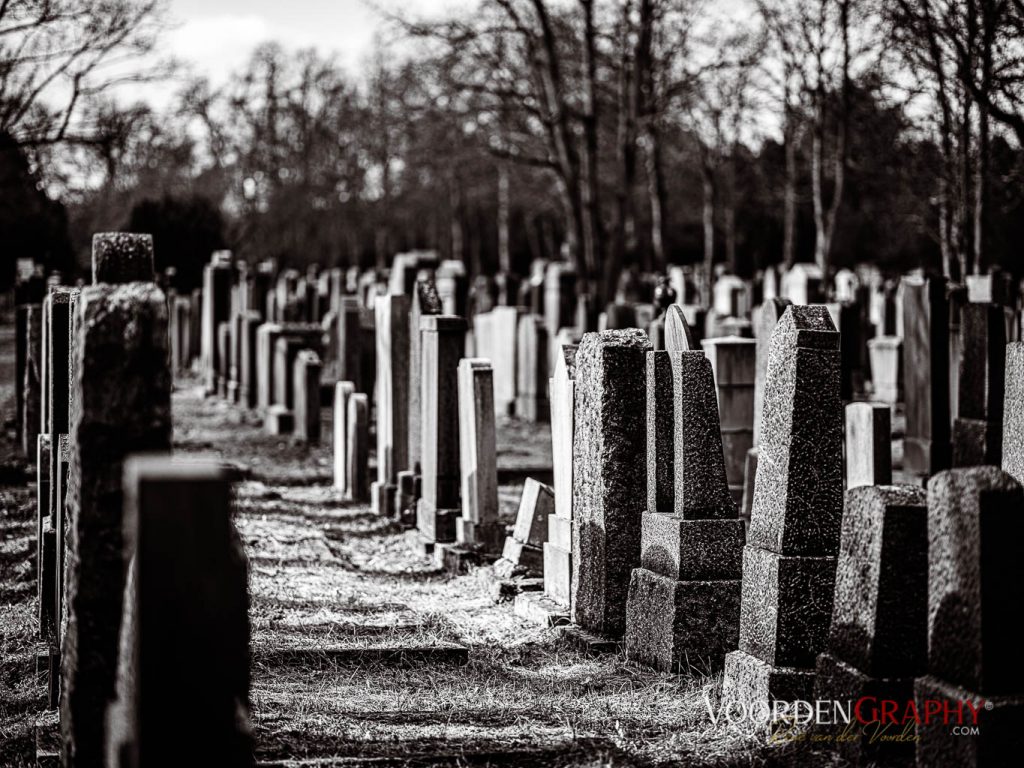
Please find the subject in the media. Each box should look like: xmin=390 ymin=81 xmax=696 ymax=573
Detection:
xmin=3 ymin=0 xmax=1024 ymax=297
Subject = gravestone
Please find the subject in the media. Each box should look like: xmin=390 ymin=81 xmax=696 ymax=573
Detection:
xmin=202 ymin=259 xmax=233 ymax=396
xmin=337 ymin=296 xmax=363 ymax=393
xmin=723 ymin=305 xmax=842 ymax=709
xmin=902 ymin=276 xmax=951 ymax=477
xmin=1003 ymin=343 xmax=1024 ymax=485
xmin=456 ymin=359 xmax=501 ymax=550
xmin=346 ymin=393 xmax=370 ymax=502
xmin=272 ymin=325 xmax=323 ymax=410
xmin=702 ymin=336 xmax=756 ymax=506
xmin=237 ymin=312 xmax=262 ymax=408
xmin=624 ymin=320 xmax=744 ymax=672
xmin=571 ymin=329 xmax=651 ymax=637
xmin=23 ymin=304 xmax=43 ymax=457
xmin=915 ymin=467 xmax=1024 ymax=766
xmin=953 ymin=303 xmax=1010 ymax=467
xmin=216 ymin=321 xmax=231 ymax=398
xmin=543 ymin=263 xmax=576 ymax=341
xmin=743 ymin=299 xmax=791 ymax=519
xmin=333 ymin=382 xmax=356 ymax=493
xmin=845 ymin=402 xmax=892 ymax=488
xmin=474 ymin=307 xmax=520 ymax=416
xmin=292 ymin=350 xmax=322 ymax=444
xmin=814 ymin=484 xmax=927 ymax=764
xmin=544 ymin=345 xmax=577 ymax=607
xmin=371 ymin=294 xmax=411 ymax=516
xmin=515 ymin=314 xmax=549 ymax=422
xmin=867 ymin=336 xmax=902 ymax=404
xmin=61 ymin=282 xmax=171 ymax=768
xmin=501 ymin=479 xmax=553 ymax=569
xmin=416 ymin=316 xmax=467 ymax=547
xmin=36 ymin=435 xmax=52 ymax=637
xmin=407 ymin=278 xmax=443 ymax=476
xmin=105 ymin=458 xmax=251 ymax=767
xmin=255 ymin=323 xmax=283 ymax=411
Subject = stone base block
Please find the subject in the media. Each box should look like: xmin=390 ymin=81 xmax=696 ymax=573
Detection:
xmin=953 ymin=417 xmax=1002 ymax=468
xmin=543 ymin=543 xmax=571 ymax=606
xmin=371 ymin=481 xmax=396 ymax=517
xmin=722 ymin=650 xmax=815 ymax=711
xmin=501 ymin=537 xmax=543 ymax=571
xmin=514 ymin=591 xmax=570 ymax=627
xmin=34 ymin=711 xmax=59 ymax=768
xmin=456 ymin=517 xmax=505 ymax=552
xmin=416 ymin=501 xmax=457 ymax=544
xmin=915 ymin=674 xmax=1024 ymax=768
xmin=433 ymin=542 xmax=482 ymax=574
xmin=640 ymin=513 xmax=744 ymax=581
xmin=265 ymin=405 xmax=294 ymax=435
xmin=813 ymin=652 xmax=916 ymax=763
xmin=738 ymin=546 xmax=836 ymax=668
xmin=624 ymin=569 xmax=740 ymax=673
xmin=557 ymin=624 xmax=619 ymax=655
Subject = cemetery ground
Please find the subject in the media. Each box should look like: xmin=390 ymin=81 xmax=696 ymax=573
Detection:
xmin=0 ymin=322 xmax=852 ymax=767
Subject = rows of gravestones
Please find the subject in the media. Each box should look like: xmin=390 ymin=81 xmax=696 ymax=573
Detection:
xmin=11 ymin=242 xmax=1024 ymax=765
xmin=13 ymin=234 xmax=249 ymax=766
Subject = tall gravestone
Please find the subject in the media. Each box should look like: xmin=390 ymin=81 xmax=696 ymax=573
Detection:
xmin=814 ymin=485 xmax=928 ymax=763
xmin=515 ymin=314 xmax=549 ymax=422
xmin=743 ymin=299 xmax=791 ymax=518
xmin=371 ymin=294 xmax=411 ymax=516
xmin=292 ymin=350 xmax=322 ymax=444
xmin=22 ymin=304 xmax=42 ymax=457
xmin=953 ymin=303 xmax=1010 ymax=467
xmin=333 ymin=382 xmax=356 ymax=493
xmin=915 ymin=467 xmax=1024 ymax=766
xmin=624 ymin=309 xmax=743 ymax=671
xmin=702 ymin=336 xmax=756 ymax=505
xmin=456 ymin=359 xmax=502 ymax=550
xmin=544 ymin=344 xmax=577 ymax=606
xmin=416 ymin=316 xmax=467 ymax=548
xmin=902 ymin=276 xmax=951 ymax=477
xmin=1003 ymin=343 xmax=1024 ymax=485
xmin=106 ymin=458 xmax=251 ymax=767
xmin=723 ymin=305 xmax=842 ymax=708
xmin=62 ymin=270 xmax=171 ymax=766
xmin=407 ymin=278 xmax=443 ymax=478
xmin=845 ymin=402 xmax=892 ymax=488
xmin=337 ymin=296 xmax=363 ymax=393
xmin=202 ymin=257 xmax=233 ymax=396
xmin=571 ymin=329 xmax=651 ymax=637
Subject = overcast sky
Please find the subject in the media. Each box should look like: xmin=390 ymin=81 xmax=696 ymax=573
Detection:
xmin=132 ymin=0 xmax=447 ymax=105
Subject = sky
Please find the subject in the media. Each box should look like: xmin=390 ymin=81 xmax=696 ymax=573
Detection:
xmin=130 ymin=0 xmax=448 ymax=106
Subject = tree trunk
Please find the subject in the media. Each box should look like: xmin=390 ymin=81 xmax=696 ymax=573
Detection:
xmin=701 ymin=150 xmax=715 ymax=307
xmin=783 ymin=108 xmax=797 ymax=269
xmin=497 ymin=162 xmax=511 ymax=274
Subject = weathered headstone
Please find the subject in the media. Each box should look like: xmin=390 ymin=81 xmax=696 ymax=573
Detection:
xmin=915 ymin=467 xmax=1024 ymax=766
xmin=625 ymin=333 xmax=744 ymax=672
xmin=953 ymin=303 xmax=1010 ymax=467
xmin=416 ymin=316 xmax=467 ymax=547
xmin=337 ymin=296 xmax=363 ymax=393
xmin=475 ymin=306 xmax=519 ymax=417
xmin=501 ymin=478 xmax=553 ymax=569
xmin=1002 ymin=343 xmax=1024 ymax=486
xmin=255 ymin=323 xmax=283 ymax=411
xmin=106 ymin=457 xmax=251 ymax=767
xmin=237 ymin=312 xmax=262 ymax=408
xmin=867 ymin=335 xmax=902 ymax=404
xmin=36 ymin=434 xmax=52 ymax=637
xmin=407 ymin=278 xmax=443 ymax=476
xmin=723 ymin=305 xmax=842 ymax=709
xmin=571 ymin=329 xmax=651 ymax=637
xmin=544 ymin=345 xmax=577 ymax=607
xmin=845 ymin=402 xmax=892 ymax=488
xmin=902 ymin=275 xmax=951 ymax=476
xmin=456 ymin=359 xmax=501 ymax=550
xmin=61 ymin=282 xmax=171 ymax=768
xmin=814 ymin=484 xmax=927 ymax=763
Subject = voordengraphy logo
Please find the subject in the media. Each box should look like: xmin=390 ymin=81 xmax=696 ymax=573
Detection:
xmin=704 ymin=692 xmax=986 ymax=733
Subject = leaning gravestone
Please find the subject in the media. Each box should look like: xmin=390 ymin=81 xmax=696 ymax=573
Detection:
xmin=61 ymin=274 xmax=171 ymax=766
xmin=571 ymin=329 xmax=651 ymax=637
xmin=624 ymin=307 xmax=743 ymax=672
xmin=106 ymin=457 xmax=251 ymax=767
xmin=723 ymin=305 xmax=842 ymax=708
xmin=814 ymin=484 xmax=927 ymax=763
xmin=915 ymin=467 xmax=1024 ymax=766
